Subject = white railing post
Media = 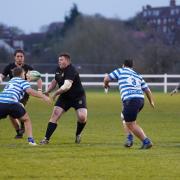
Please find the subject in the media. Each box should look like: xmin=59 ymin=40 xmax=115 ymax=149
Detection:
xmin=164 ymin=73 xmax=167 ymax=93
xmin=45 ymin=73 xmax=49 ymax=91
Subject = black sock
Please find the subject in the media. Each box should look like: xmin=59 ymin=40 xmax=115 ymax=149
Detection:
xmin=20 ymin=122 xmax=24 ymax=129
xmin=45 ymin=122 xmax=57 ymax=140
xmin=76 ymin=121 xmax=86 ymax=136
xmin=16 ymin=129 xmax=21 ymax=135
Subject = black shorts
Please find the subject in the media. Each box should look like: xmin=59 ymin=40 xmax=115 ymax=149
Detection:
xmin=55 ymin=95 xmax=87 ymax=111
xmin=122 ymin=98 xmax=144 ymax=122
xmin=0 ymin=103 xmax=26 ymax=119
xmin=20 ymin=92 xmax=29 ymax=106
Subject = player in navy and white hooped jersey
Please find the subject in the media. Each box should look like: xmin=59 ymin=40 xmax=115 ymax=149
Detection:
xmin=0 ymin=49 xmax=43 ymax=139
xmin=0 ymin=67 xmax=51 ymax=146
xmin=104 ymin=59 xmax=155 ymax=149
xmin=0 ymin=77 xmax=30 ymax=104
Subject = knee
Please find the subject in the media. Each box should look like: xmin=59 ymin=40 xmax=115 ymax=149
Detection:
xmin=126 ymin=122 xmax=135 ymax=130
xmin=78 ymin=114 xmax=87 ymax=123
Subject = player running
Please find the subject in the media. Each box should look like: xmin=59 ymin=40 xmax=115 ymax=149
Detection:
xmin=104 ymin=59 xmax=154 ymax=149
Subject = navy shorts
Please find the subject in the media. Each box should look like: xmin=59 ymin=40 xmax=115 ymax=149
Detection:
xmin=0 ymin=103 xmax=26 ymax=119
xmin=55 ymin=95 xmax=87 ymax=111
xmin=122 ymin=98 xmax=144 ymax=122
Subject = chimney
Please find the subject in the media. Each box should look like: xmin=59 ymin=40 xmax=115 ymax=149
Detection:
xmin=170 ymin=0 xmax=176 ymax=6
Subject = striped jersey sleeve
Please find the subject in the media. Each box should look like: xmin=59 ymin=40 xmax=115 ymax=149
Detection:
xmin=109 ymin=67 xmax=149 ymax=101
xmin=0 ymin=77 xmax=31 ymax=103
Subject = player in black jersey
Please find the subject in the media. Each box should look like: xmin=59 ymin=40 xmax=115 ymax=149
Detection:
xmin=40 ymin=53 xmax=87 ymax=144
xmin=0 ymin=49 xmax=43 ymax=138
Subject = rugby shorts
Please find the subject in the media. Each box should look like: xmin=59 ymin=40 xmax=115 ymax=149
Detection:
xmin=122 ymin=98 xmax=144 ymax=122
xmin=55 ymin=95 xmax=87 ymax=111
xmin=0 ymin=103 xmax=26 ymax=119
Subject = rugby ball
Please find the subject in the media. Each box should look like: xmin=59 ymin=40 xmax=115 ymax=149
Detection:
xmin=27 ymin=70 xmax=41 ymax=81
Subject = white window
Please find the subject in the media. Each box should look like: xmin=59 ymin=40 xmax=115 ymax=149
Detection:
xmin=163 ymin=26 xmax=167 ymax=33
xmin=157 ymin=19 xmax=161 ymax=25
xmin=163 ymin=18 xmax=167 ymax=24
xmin=171 ymin=9 xmax=175 ymax=15
xmin=153 ymin=10 xmax=159 ymax=16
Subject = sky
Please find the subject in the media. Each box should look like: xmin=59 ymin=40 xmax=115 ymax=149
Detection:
xmin=0 ymin=0 xmax=180 ymax=34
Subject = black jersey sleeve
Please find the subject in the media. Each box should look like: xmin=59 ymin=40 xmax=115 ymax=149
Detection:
xmin=2 ymin=64 xmax=11 ymax=77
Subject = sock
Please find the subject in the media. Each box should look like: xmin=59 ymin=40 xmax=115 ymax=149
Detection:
xmin=127 ymin=134 xmax=133 ymax=141
xmin=16 ymin=129 xmax=21 ymax=135
xmin=143 ymin=138 xmax=151 ymax=144
xmin=21 ymin=121 xmax=25 ymax=129
xmin=76 ymin=121 xmax=86 ymax=136
xmin=45 ymin=122 xmax=57 ymax=140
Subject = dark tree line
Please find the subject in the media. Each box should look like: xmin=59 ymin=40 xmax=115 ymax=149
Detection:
xmin=1 ymin=4 xmax=180 ymax=74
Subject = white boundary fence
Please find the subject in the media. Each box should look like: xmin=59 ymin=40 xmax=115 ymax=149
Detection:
xmin=41 ymin=73 xmax=180 ymax=93
xmin=1 ymin=74 xmax=180 ymax=93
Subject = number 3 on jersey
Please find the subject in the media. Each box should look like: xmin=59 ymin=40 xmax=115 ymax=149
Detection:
xmin=126 ymin=76 xmax=139 ymax=87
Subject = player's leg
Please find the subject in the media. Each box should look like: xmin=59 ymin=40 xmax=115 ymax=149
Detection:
xmin=125 ymin=121 xmax=152 ymax=149
xmin=9 ymin=103 xmax=36 ymax=145
xmin=75 ymin=108 xmax=87 ymax=143
xmin=73 ymin=95 xmax=87 ymax=144
xmin=123 ymin=98 xmax=152 ymax=149
xmin=121 ymin=112 xmax=133 ymax=147
xmin=18 ymin=113 xmax=36 ymax=145
xmin=9 ymin=117 xmax=24 ymax=139
xmin=19 ymin=93 xmax=29 ymax=134
xmin=40 ymin=106 xmax=65 ymax=144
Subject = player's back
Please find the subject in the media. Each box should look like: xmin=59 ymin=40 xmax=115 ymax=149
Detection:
xmin=0 ymin=77 xmax=30 ymax=103
xmin=109 ymin=67 xmax=148 ymax=101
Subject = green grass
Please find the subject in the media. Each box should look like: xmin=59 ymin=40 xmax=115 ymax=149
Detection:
xmin=0 ymin=91 xmax=180 ymax=179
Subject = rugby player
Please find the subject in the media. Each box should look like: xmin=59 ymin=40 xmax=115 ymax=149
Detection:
xmin=40 ymin=53 xmax=87 ymax=144
xmin=0 ymin=67 xmax=50 ymax=145
xmin=0 ymin=49 xmax=43 ymax=138
xmin=104 ymin=59 xmax=154 ymax=149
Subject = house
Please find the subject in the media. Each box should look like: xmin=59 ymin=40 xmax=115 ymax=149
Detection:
xmin=141 ymin=0 xmax=180 ymax=34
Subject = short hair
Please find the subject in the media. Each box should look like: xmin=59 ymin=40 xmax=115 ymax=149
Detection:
xmin=59 ymin=53 xmax=71 ymax=61
xmin=12 ymin=67 xmax=24 ymax=77
xmin=123 ymin=59 xmax=133 ymax=68
xmin=14 ymin=49 xmax=25 ymax=56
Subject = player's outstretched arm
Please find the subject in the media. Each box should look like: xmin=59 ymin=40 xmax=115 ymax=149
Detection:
xmin=44 ymin=79 xmax=57 ymax=96
xmin=144 ymin=88 xmax=155 ymax=108
xmin=170 ymin=88 xmax=178 ymax=96
xmin=170 ymin=84 xmax=180 ymax=96
xmin=26 ymin=88 xmax=51 ymax=104
xmin=52 ymin=80 xmax=73 ymax=101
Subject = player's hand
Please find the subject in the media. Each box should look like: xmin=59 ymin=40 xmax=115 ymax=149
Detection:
xmin=43 ymin=91 xmax=49 ymax=97
xmin=103 ymin=84 xmax=110 ymax=94
xmin=150 ymin=101 xmax=155 ymax=108
xmin=0 ymin=76 xmax=3 ymax=84
xmin=26 ymin=71 xmax=31 ymax=81
xmin=170 ymin=88 xmax=178 ymax=96
xmin=42 ymin=95 xmax=52 ymax=105
xmin=103 ymin=84 xmax=110 ymax=89
xmin=52 ymin=93 xmax=58 ymax=101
